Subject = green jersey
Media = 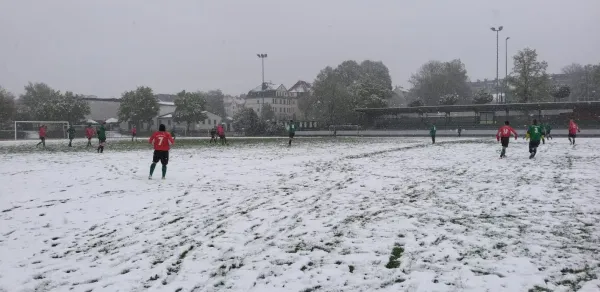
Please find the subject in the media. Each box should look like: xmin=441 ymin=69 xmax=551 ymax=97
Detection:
xmin=97 ymin=126 xmax=106 ymax=140
xmin=430 ymin=125 xmax=437 ymax=136
xmin=288 ymin=123 xmax=296 ymax=134
xmin=527 ymin=125 xmax=543 ymax=141
xmin=67 ymin=127 xmax=75 ymax=139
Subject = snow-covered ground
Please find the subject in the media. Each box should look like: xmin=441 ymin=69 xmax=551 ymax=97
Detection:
xmin=1 ymin=138 xmax=599 ymax=292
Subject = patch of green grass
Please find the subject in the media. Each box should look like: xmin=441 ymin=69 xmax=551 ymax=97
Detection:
xmin=380 ymin=278 xmax=406 ymax=288
xmin=385 ymin=246 xmax=404 ymax=269
xmin=0 ymin=136 xmax=364 ymax=154
xmin=300 ymin=285 xmax=322 ymax=292
xmin=528 ymin=286 xmax=552 ymax=292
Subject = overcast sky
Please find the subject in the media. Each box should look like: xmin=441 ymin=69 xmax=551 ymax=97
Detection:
xmin=1 ymin=0 xmax=599 ymax=98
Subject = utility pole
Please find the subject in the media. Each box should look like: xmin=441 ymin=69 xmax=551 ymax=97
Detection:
xmin=257 ymin=53 xmax=268 ymax=115
xmin=491 ymin=26 xmax=503 ymax=103
xmin=505 ymin=36 xmax=510 ymax=103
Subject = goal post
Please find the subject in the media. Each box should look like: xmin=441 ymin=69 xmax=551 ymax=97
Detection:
xmin=328 ymin=124 xmax=360 ymax=136
xmin=14 ymin=121 xmax=70 ymax=140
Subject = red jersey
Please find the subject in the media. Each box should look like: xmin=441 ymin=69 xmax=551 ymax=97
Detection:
xmin=85 ymin=127 xmax=95 ymax=138
xmin=149 ymin=131 xmax=174 ymax=151
xmin=496 ymin=125 xmax=517 ymax=140
xmin=216 ymin=125 xmax=225 ymax=136
xmin=132 ymin=128 xmax=137 ymax=135
xmin=39 ymin=127 xmax=46 ymax=138
xmin=569 ymin=121 xmax=579 ymax=134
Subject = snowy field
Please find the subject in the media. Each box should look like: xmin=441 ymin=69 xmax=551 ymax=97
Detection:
xmin=1 ymin=138 xmax=599 ymax=292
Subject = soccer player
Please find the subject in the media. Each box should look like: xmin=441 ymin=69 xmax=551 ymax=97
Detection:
xmin=544 ymin=123 xmax=553 ymax=140
xmin=209 ymin=127 xmax=217 ymax=144
xmin=496 ymin=121 xmax=518 ymax=158
xmin=568 ymin=119 xmax=581 ymax=145
xmin=149 ymin=124 xmax=174 ymax=180
xmin=36 ymin=125 xmax=47 ymax=148
xmin=287 ymin=120 xmax=296 ymax=146
xmin=457 ymin=127 xmax=462 ymax=137
xmin=131 ymin=126 xmax=137 ymax=142
xmin=97 ymin=122 xmax=106 ymax=153
xmin=85 ymin=124 xmax=95 ymax=147
xmin=217 ymin=124 xmax=227 ymax=145
xmin=526 ymin=119 xmax=544 ymax=159
xmin=429 ymin=124 xmax=437 ymax=144
xmin=67 ymin=125 xmax=75 ymax=147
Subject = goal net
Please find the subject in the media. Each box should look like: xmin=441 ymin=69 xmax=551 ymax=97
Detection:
xmin=14 ymin=121 xmax=69 ymax=140
xmin=328 ymin=125 xmax=360 ymax=136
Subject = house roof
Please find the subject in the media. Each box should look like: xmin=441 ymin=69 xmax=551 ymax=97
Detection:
xmin=82 ymin=97 xmax=121 ymax=102
xmin=288 ymin=80 xmax=312 ymax=93
xmin=249 ymin=82 xmax=287 ymax=93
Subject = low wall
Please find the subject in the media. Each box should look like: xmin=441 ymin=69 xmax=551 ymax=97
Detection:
xmin=296 ymin=129 xmax=600 ymax=137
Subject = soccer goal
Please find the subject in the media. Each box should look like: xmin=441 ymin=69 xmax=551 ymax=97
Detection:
xmin=328 ymin=125 xmax=360 ymax=136
xmin=14 ymin=121 xmax=70 ymax=140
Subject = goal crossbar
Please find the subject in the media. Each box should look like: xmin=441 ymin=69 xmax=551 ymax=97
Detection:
xmin=14 ymin=121 xmax=70 ymax=140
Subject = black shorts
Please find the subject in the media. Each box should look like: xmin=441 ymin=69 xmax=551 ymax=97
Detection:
xmin=39 ymin=136 xmax=45 ymax=140
xmin=568 ymin=133 xmax=576 ymax=138
xmin=99 ymin=138 xmax=106 ymax=143
xmin=529 ymin=140 xmax=541 ymax=148
xmin=219 ymin=135 xmax=226 ymax=139
xmin=152 ymin=150 xmax=169 ymax=165
xmin=500 ymin=137 xmax=510 ymax=147
xmin=211 ymin=134 xmax=216 ymax=139
xmin=289 ymin=133 xmax=295 ymax=139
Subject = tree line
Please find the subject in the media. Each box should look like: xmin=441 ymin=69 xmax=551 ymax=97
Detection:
xmin=0 ymin=83 xmax=91 ymax=125
xmin=295 ymin=49 xmax=600 ymax=126
xmin=0 ymin=83 xmax=228 ymax=133
xmin=2 ymin=49 xmax=599 ymax=128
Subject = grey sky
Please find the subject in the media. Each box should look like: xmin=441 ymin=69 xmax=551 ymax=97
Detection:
xmin=1 ymin=0 xmax=599 ymax=98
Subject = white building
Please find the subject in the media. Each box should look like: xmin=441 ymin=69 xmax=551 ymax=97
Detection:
xmin=224 ymin=95 xmax=246 ymax=119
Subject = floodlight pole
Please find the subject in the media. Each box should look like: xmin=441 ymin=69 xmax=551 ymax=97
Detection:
xmin=491 ymin=26 xmax=503 ymax=103
xmin=505 ymin=36 xmax=510 ymax=104
xmin=257 ymin=53 xmax=268 ymax=110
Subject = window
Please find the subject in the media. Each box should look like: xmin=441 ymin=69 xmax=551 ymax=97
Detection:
xmin=203 ymin=120 xmax=205 ymax=124
xmin=213 ymin=120 xmax=217 ymax=125
xmin=272 ymin=98 xmax=275 ymax=103
xmin=168 ymin=120 xmax=172 ymax=126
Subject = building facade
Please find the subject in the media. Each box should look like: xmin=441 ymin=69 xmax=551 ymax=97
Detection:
xmin=244 ymin=81 xmax=316 ymax=126
xmin=224 ymin=95 xmax=246 ymax=118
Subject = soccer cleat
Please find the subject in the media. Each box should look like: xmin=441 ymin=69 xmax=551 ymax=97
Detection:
xmin=148 ymin=176 xmax=152 ymax=180
xmin=161 ymin=177 xmax=166 ymax=180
